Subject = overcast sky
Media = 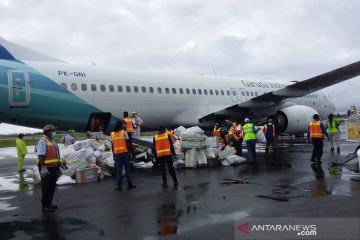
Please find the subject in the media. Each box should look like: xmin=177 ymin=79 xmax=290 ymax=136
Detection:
xmin=0 ymin=0 xmax=359 ymax=120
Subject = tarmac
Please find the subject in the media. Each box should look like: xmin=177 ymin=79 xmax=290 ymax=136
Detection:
xmin=0 ymin=134 xmax=360 ymax=240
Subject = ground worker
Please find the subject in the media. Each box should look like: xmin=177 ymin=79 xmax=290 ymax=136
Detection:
xmin=307 ymin=114 xmax=329 ymax=164
xmin=16 ymin=133 xmax=28 ymax=172
xmin=212 ymin=123 xmax=221 ymax=138
xmin=37 ymin=124 xmax=61 ymax=212
xmin=232 ymin=120 xmax=243 ymax=156
xmin=326 ymin=113 xmax=340 ymax=153
xmin=166 ymin=126 xmax=177 ymax=142
xmin=243 ymin=118 xmax=257 ymax=163
xmin=111 ymin=121 xmax=136 ymax=191
xmin=123 ymin=111 xmax=135 ymax=156
xmin=131 ymin=111 xmax=143 ymax=139
xmin=153 ymin=126 xmax=178 ymax=189
xmin=60 ymin=129 xmax=76 ymax=145
xmin=263 ymin=119 xmax=276 ymax=155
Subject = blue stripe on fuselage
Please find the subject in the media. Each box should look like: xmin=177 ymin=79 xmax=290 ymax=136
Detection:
xmin=0 ymin=44 xmax=16 ymax=61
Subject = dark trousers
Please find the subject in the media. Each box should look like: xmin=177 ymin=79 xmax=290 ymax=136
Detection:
xmin=127 ymin=133 xmax=134 ymax=155
xmin=234 ymin=138 xmax=243 ymax=156
xmin=245 ymin=140 xmax=257 ymax=161
xmin=39 ymin=166 xmax=59 ymax=208
xmin=265 ymin=138 xmax=275 ymax=154
xmin=158 ymin=156 xmax=178 ymax=184
xmin=114 ymin=153 xmax=132 ymax=187
xmin=311 ymin=138 xmax=323 ymax=162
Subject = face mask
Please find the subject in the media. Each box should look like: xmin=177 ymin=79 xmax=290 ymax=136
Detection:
xmin=51 ymin=132 xmax=57 ymax=138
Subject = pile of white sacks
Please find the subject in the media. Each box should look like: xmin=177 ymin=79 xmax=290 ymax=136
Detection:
xmin=55 ymin=139 xmax=115 ymax=185
xmin=173 ymin=126 xmax=245 ymax=168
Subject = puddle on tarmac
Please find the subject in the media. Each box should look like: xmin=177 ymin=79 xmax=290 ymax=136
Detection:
xmin=0 ymin=216 xmax=105 ymax=240
xmin=0 ymin=172 xmax=34 ymax=192
xmin=157 ymin=203 xmax=180 ymax=236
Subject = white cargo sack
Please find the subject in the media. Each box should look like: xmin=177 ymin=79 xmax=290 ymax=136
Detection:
xmin=219 ymin=146 xmax=237 ymax=160
xmin=255 ymin=127 xmax=266 ymax=143
xmin=32 ymin=166 xmax=41 ymax=184
xmin=222 ymin=155 xmax=246 ymax=166
xmin=56 ymin=175 xmax=76 ymax=185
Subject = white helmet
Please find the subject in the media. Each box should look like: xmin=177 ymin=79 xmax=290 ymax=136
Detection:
xmin=244 ymin=118 xmax=250 ymax=123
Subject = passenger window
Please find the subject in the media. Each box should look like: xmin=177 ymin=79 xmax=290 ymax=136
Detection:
xmin=100 ymin=84 xmax=106 ymax=92
xmin=157 ymin=87 xmax=162 ymax=94
xmin=242 ymin=91 xmax=245 ymax=96
xmin=246 ymin=91 xmax=249 ymax=96
xmin=255 ymin=92 xmax=258 ymax=96
xmin=209 ymin=89 xmax=213 ymax=95
xmin=71 ymin=83 xmax=77 ymax=91
xmin=109 ymin=85 xmax=114 ymax=92
xmin=60 ymin=83 xmax=67 ymax=90
xmin=134 ymin=86 xmax=139 ymax=93
xmin=81 ymin=84 xmax=87 ymax=91
xmin=141 ymin=86 xmax=146 ymax=93
xmin=179 ymin=88 xmax=184 ymax=94
xmin=91 ymin=84 xmax=97 ymax=91
xmin=172 ymin=88 xmax=176 ymax=94
xmin=126 ymin=86 xmax=131 ymax=92
xmin=215 ymin=90 xmax=219 ymax=95
xmin=165 ymin=88 xmax=170 ymax=94
xmin=186 ymin=88 xmax=190 ymax=94
xmin=198 ymin=89 xmax=202 ymax=95
xmin=232 ymin=90 xmax=236 ymax=96
xmin=227 ymin=90 xmax=230 ymax=96
xmin=118 ymin=86 xmax=123 ymax=92
xmin=192 ymin=89 xmax=196 ymax=94
xmin=220 ymin=90 xmax=224 ymax=95
xmin=250 ymin=91 xmax=254 ymax=96
xmin=204 ymin=89 xmax=208 ymax=95
xmin=149 ymin=87 xmax=154 ymax=93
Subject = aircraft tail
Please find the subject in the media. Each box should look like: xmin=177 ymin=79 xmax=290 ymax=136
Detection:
xmin=0 ymin=37 xmax=65 ymax=62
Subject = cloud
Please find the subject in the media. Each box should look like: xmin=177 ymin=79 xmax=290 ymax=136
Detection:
xmin=0 ymin=0 xmax=359 ymax=112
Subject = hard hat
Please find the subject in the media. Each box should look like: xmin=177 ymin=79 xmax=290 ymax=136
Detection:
xmin=244 ymin=118 xmax=250 ymax=123
xmin=268 ymin=119 xmax=273 ymax=123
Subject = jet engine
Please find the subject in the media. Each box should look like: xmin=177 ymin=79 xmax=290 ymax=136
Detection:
xmin=274 ymin=105 xmax=318 ymax=134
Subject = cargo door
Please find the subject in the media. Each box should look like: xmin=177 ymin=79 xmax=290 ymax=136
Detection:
xmin=86 ymin=112 xmax=112 ymax=132
xmin=8 ymin=70 xmax=30 ymax=107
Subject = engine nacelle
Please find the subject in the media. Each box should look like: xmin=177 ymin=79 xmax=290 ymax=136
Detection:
xmin=275 ymin=105 xmax=318 ymax=134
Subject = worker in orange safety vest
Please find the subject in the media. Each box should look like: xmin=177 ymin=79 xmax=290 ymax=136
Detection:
xmin=307 ymin=114 xmax=329 ymax=164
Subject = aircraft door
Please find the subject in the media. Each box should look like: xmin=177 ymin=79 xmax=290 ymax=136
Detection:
xmin=86 ymin=112 xmax=112 ymax=132
xmin=230 ymin=88 xmax=238 ymax=102
xmin=8 ymin=70 xmax=30 ymax=107
xmin=238 ymin=88 xmax=246 ymax=103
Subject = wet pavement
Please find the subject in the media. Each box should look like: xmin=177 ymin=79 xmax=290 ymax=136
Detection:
xmin=0 ymin=137 xmax=360 ymax=240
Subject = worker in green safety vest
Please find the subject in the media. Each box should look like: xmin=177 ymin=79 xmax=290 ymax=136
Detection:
xmin=326 ymin=113 xmax=340 ymax=153
xmin=242 ymin=118 xmax=257 ymax=163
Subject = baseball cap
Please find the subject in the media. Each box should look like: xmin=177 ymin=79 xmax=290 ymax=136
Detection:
xmin=43 ymin=124 xmax=57 ymax=132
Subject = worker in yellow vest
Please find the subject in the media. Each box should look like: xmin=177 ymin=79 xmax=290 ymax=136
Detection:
xmin=16 ymin=133 xmax=28 ymax=172
xmin=123 ymin=111 xmax=135 ymax=157
xmin=243 ymin=118 xmax=257 ymax=163
xmin=307 ymin=114 xmax=329 ymax=164
xmin=153 ymin=126 xmax=178 ymax=188
xmin=326 ymin=113 xmax=340 ymax=153
xmin=37 ymin=124 xmax=61 ymax=213
xmin=111 ymin=121 xmax=136 ymax=191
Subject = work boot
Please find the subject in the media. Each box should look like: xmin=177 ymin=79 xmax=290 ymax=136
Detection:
xmin=337 ymin=147 xmax=340 ymax=153
xmin=114 ymin=186 xmax=123 ymax=191
xmin=161 ymin=183 xmax=168 ymax=188
xmin=316 ymin=160 xmax=322 ymax=164
xmin=174 ymin=182 xmax=178 ymax=189
xmin=51 ymin=205 xmax=58 ymax=210
xmin=127 ymin=184 xmax=136 ymax=190
xmin=330 ymin=148 xmax=334 ymax=152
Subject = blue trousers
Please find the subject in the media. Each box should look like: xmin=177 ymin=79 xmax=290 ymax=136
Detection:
xmin=114 ymin=153 xmax=133 ymax=187
xmin=245 ymin=140 xmax=257 ymax=161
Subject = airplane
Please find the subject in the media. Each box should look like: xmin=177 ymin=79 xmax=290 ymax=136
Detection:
xmin=1 ymin=37 xmax=360 ymax=134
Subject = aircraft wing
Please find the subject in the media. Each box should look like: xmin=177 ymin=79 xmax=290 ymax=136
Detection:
xmin=200 ymin=60 xmax=360 ymax=122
